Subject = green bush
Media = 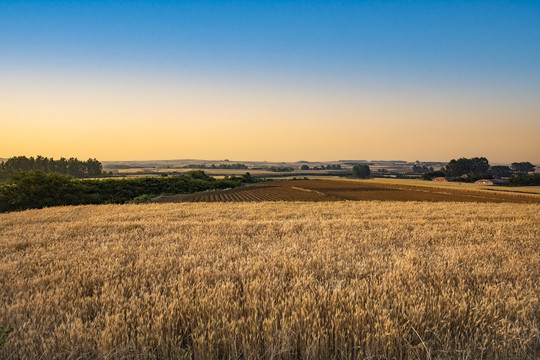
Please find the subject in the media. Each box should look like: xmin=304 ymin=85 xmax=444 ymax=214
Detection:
xmin=0 ymin=171 xmax=89 ymax=212
xmin=507 ymin=174 xmax=540 ymax=186
xmin=0 ymin=171 xmax=243 ymax=213
xmin=422 ymin=170 xmax=446 ymax=180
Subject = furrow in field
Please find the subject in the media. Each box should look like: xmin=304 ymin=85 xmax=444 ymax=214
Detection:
xmin=152 ymin=180 xmax=540 ymax=203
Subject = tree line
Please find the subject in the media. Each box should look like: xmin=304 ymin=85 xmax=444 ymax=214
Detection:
xmin=183 ymin=163 xmax=249 ymax=169
xmin=0 ymin=156 xmax=103 ymax=180
xmin=445 ymin=158 xmax=535 ymax=178
xmin=422 ymin=157 xmax=538 ymax=185
xmin=301 ymin=164 xmax=342 ymax=170
xmin=412 ymin=164 xmax=434 ymax=174
xmin=268 ymin=167 xmax=294 ymax=172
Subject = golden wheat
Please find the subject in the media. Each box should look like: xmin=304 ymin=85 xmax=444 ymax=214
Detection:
xmin=1 ymin=202 xmax=539 ymax=359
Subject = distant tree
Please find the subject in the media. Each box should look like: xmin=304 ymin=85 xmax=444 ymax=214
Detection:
xmin=199 ymin=163 xmax=248 ymax=170
xmin=1 ymin=156 xmax=34 ymax=173
xmin=445 ymin=157 xmax=490 ymax=180
xmin=241 ymin=172 xmax=258 ymax=183
xmin=412 ymin=165 xmax=432 ymax=174
xmin=54 ymin=157 xmax=68 ymax=174
xmin=490 ymin=165 xmax=512 ymax=178
xmin=220 ymin=163 xmax=248 ymax=169
xmin=445 ymin=158 xmax=468 ymax=177
xmin=422 ymin=170 xmax=446 ymax=180
xmin=187 ymin=170 xmax=212 ymax=181
xmin=470 ymin=157 xmax=491 ymax=178
xmin=352 ymin=164 xmax=370 ymax=179
xmin=300 ymin=165 xmax=310 ymax=170
xmin=269 ymin=167 xmax=293 ymax=172
xmin=510 ymin=162 xmax=535 ymax=174
xmin=507 ymin=173 xmax=540 ymax=186
xmin=35 ymin=155 xmax=50 ymax=172
xmin=67 ymin=157 xmax=83 ymax=177
xmin=86 ymin=158 xmax=103 ymax=177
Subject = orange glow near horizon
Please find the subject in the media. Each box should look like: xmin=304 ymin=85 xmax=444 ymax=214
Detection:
xmin=1 ymin=71 xmax=539 ymax=164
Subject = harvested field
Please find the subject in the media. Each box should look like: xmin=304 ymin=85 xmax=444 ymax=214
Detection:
xmin=154 ymin=179 xmax=540 ymax=203
xmin=153 ymin=181 xmax=338 ymax=203
xmin=364 ymin=178 xmax=540 ymax=195
xmin=1 ymin=202 xmax=539 ymax=359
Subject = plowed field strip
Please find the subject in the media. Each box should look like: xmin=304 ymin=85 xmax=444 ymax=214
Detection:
xmin=288 ymin=180 xmax=540 ymax=203
xmin=256 ymin=190 xmax=275 ymax=201
xmin=252 ymin=190 xmax=271 ymax=201
xmin=242 ymin=191 xmax=261 ymax=201
xmin=234 ymin=191 xmax=255 ymax=201
xmin=152 ymin=180 xmax=540 ymax=203
xmin=232 ymin=191 xmax=250 ymax=201
xmin=233 ymin=189 xmax=254 ymax=201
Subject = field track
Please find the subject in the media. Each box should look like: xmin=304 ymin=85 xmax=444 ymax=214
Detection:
xmin=153 ymin=179 xmax=540 ymax=203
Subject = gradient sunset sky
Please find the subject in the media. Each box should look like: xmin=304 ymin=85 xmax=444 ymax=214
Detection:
xmin=1 ymin=1 xmax=539 ymax=163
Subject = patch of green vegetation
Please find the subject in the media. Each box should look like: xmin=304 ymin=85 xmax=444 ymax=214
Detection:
xmin=0 ymin=170 xmax=245 ymax=212
xmin=0 ymin=326 xmax=13 ymax=348
xmin=507 ymin=174 xmax=540 ymax=186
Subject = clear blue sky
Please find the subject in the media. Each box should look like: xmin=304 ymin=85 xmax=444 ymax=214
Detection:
xmin=2 ymin=1 xmax=540 ymax=81
xmin=1 ymin=1 xmax=540 ymax=162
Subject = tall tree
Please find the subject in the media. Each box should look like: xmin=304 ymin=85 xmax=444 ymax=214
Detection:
xmin=445 ymin=157 xmax=490 ymax=179
xmin=511 ymin=162 xmax=535 ymax=174
xmin=490 ymin=165 xmax=512 ymax=178
xmin=86 ymin=158 xmax=103 ymax=177
xmin=352 ymin=164 xmax=370 ymax=178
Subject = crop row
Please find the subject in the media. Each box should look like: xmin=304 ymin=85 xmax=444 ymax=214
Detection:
xmin=154 ymin=179 xmax=540 ymax=203
xmin=155 ymin=183 xmax=336 ymax=202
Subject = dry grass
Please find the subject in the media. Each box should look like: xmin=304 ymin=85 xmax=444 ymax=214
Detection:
xmin=1 ymin=202 xmax=539 ymax=359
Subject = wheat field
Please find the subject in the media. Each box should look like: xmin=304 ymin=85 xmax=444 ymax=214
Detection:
xmin=1 ymin=202 xmax=539 ymax=359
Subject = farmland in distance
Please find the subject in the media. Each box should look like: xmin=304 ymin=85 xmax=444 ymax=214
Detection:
xmin=154 ymin=179 xmax=540 ymax=203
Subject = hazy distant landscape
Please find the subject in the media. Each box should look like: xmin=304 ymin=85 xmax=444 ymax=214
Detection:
xmin=1 ymin=155 xmax=539 ymax=213
xmin=101 ymin=159 xmax=447 ymax=178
